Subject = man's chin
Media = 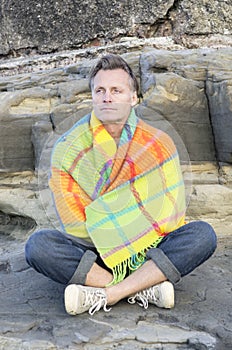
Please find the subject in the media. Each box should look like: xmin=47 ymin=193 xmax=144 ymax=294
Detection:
xmin=94 ymin=104 xmax=131 ymax=121
xmin=94 ymin=111 xmax=125 ymax=124
xmin=98 ymin=117 xmax=125 ymax=125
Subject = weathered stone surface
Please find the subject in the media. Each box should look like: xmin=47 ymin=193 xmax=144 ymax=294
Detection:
xmin=0 ymin=172 xmax=59 ymax=236
xmin=171 ymin=0 xmax=232 ymax=37
xmin=0 ymin=47 xmax=231 ymax=238
xmin=0 ymin=238 xmax=231 ymax=349
xmin=190 ymin=162 xmax=219 ymax=185
xmin=0 ymin=88 xmax=54 ymax=171
xmin=207 ymin=73 xmax=232 ymax=164
xmin=139 ymin=48 xmax=232 ymax=163
xmin=187 ymin=184 xmax=232 ymax=236
xmin=100 ymin=320 xmax=216 ymax=347
xmin=0 ymin=0 xmax=231 ymax=57
xmin=0 ymin=0 xmax=175 ymax=55
xmin=0 ymin=38 xmax=182 ymax=77
xmin=0 ymin=337 xmax=56 ymax=350
xmin=0 ymin=74 xmax=91 ymax=171
xmin=0 ymin=48 xmax=232 ymax=172
xmin=219 ymin=163 xmax=232 ymax=187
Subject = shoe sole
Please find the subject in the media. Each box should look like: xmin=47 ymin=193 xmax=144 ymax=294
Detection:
xmin=64 ymin=284 xmax=82 ymax=315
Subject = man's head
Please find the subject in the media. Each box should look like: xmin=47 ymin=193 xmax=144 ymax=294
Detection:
xmin=89 ymin=54 xmax=139 ymax=125
xmin=89 ymin=54 xmax=139 ymax=95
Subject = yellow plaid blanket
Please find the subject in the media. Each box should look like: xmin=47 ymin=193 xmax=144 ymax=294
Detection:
xmin=50 ymin=109 xmax=186 ymax=284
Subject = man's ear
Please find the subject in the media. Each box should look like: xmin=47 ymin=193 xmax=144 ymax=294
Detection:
xmin=131 ymin=92 xmax=138 ymax=106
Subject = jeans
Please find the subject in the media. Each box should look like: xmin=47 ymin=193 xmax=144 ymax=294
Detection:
xmin=25 ymin=221 xmax=217 ymax=286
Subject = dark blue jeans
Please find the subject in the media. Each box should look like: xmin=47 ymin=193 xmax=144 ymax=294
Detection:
xmin=25 ymin=221 xmax=217 ymax=285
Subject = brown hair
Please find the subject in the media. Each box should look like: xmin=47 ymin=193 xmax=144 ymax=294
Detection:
xmin=89 ymin=54 xmax=139 ymax=95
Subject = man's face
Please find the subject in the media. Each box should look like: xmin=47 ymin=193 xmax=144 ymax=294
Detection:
xmin=91 ymin=69 xmax=138 ymax=125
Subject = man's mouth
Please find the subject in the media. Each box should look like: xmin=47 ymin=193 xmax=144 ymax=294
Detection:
xmin=100 ymin=107 xmax=117 ymax=111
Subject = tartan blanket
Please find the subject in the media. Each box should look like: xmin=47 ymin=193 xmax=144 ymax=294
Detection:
xmin=50 ymin=109 xmax=186 ymax=284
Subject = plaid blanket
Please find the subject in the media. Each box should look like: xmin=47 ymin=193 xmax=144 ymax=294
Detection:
xmin=50 ymin=109 xmax=186 ymax=284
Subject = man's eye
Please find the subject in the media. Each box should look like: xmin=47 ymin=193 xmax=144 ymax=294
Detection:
xmin=96 ymin=89 xmax=104 ymax=94
xmin=113 ymin=89 xmax=121 ymax=94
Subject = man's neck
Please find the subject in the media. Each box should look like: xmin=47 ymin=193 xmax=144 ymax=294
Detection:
xmin=103 ymin=122 xmax=124 ymax=144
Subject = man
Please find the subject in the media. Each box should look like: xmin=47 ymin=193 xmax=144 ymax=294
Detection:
xmin=25 ymin=54 xmax=217 ymax=316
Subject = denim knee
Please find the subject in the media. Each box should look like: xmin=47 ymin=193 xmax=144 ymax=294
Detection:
xmin=25 ymin=229 xmax=99 ymax=284
xmin=147 ymin=220 xmax=217 ymax=281
xmin=193 ymin=221 xmax=217 ymax=256
xmin=25 ymin=229 xmax=52 ymax=267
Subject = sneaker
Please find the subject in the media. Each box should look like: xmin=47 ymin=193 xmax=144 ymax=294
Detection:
xmin=64 ymin=284 xmax=111 ymax=315
xmin=127 ymin=281 xmax=174 ymax=309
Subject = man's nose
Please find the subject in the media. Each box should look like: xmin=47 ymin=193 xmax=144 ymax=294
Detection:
xmin=103 ymin=90 xmax=112 ymax=102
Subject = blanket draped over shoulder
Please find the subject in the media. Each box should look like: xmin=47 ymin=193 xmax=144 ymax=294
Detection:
xmin=50 ymin=109 xmax=186 ymax=284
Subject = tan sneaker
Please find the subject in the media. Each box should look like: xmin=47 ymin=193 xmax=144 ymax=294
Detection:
xmin=127 ymin=281 xmax=174 ymax=309
xmin=64 ymin=284 xmax=111 ymax=315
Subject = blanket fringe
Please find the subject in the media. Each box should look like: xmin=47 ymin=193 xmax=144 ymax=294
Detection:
xmin=106 ymin=239 xmax=163 ymax=286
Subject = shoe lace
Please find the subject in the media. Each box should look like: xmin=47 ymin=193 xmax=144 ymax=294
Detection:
xmin=128 ymin=287 xmax=158 ymax=309
xmin=84 ymin=289 xmax=111 ymax=315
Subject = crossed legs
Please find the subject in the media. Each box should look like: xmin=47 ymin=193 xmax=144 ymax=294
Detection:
xmin=25 ymin=221 xmax=217 ymax=313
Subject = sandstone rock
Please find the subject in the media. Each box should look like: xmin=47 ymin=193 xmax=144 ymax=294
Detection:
xmin=0 ymin=39 xmax=182 ymax=77
xmin=0 ymin=48 xmax=231 ymax=172
xmin=0 ymin=47 xmax=231 ymax=239
xmin=219 ymin=163 xmax=232 ymax=187
xmin=0 ymin=75 xmax=91 ymax=171
xmin=0 ymin=88 xmax=54 ymax=171
xmin=0 ymin=172 xmax=53 ymax=238
xmin=140 ymin=48 xmax=232 ymax=163
xmin=207 ymin=73 xmax=232 ymax=164
xmin=187 ymin=184 xmax=232 ymax=236
xmin=137 ymin=74 xmax=214 ymax=162
xmin=32 ymin=121 xmax=53 ymax=171
xmin=190 ymin=162 xmax=219 ymax=184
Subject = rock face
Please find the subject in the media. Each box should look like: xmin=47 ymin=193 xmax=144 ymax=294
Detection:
xmin=0 ymin=46 xmax=232 ymax=237
xmin=139 ymin=49 xmax=232 ymax=164
xmin=207 ymin=71 xmax=232 ymax=163
xmin=0 ymin=0 xmax=231 ymax=56
xmin=1 ymin=48 xmax=232 ymax=170
xmin=1 ymin=48 xmax=232 ymax=166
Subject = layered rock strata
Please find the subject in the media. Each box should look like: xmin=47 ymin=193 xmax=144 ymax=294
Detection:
xmin=0 ymin=47 xmax=231 ymax=239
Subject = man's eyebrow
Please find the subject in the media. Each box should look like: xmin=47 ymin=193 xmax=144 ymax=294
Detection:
xmin=94 ymin=84 xmax=124 ymax=90
xmin=111 ymin=86 xmax=123 ymax=89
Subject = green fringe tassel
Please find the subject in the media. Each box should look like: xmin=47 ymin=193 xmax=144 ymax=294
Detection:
xmin=106 ymin=239 xmax=163 ymax=286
